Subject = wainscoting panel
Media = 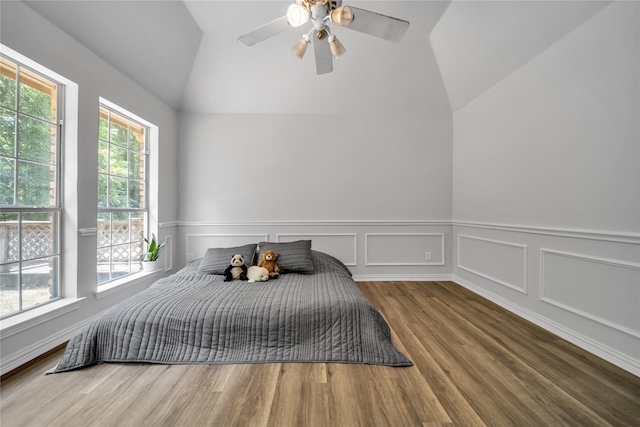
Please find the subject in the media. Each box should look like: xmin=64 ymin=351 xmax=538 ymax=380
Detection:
xmin=453 ymin=222 xmax=640 ymax=376
xmin=365 ymin=233 xmax=445 ymax=266
xmin=540 ymin=249 xmax=640 ymax=338
xmin=457 ymin=234 xmax=528 ymax=294
xmin=277 ymin=233 xmax=358 ymax=266
xmin=186 ymin=234 xmax=269 ymax=261
xmin=178 ymin=221 xmax=452 ymax=279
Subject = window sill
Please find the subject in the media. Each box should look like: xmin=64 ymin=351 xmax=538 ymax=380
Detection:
xmin=0 ymin=298 xmax=85 ymax=339
xmin=94 ymin=270 xmax=161 ymax=300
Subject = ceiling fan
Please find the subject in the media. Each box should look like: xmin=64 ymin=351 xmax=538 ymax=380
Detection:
xmin=237 ymin=0 xmax=410 ymax=75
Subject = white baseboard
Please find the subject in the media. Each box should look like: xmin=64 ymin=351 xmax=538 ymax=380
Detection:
xmin=453 ymin=275 xmax=640 ymax=378
xmin=353 ymin=274 xmax=453 ymax=282
xmin=1 ymin=314 xmax=99 ymax=376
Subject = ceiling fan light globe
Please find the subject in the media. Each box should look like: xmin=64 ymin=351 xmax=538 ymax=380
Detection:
xmin=287 ymin=4 xmax=310 ymax=27
xmin=292 ymin=35 xmax=310 ymax=59
xmin=328 ymin=35 xmax=346 ymax=58
xmin=330 ymin=6 xmax=353 ymax=27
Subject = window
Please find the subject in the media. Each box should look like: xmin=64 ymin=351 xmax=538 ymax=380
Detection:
xmin=0 ymin=55 xmax=63 ymax=318
xmin=97 ymin=103 xmax=149 ymax=285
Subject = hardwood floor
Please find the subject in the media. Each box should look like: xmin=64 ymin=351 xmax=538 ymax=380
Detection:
xmin=1 ymin=281 xmax=639 ymax=426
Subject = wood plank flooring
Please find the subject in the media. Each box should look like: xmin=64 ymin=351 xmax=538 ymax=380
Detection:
xmin=1 ymin=281 xmax=639 ymax=426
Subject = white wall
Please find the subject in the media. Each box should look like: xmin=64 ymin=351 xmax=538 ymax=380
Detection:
xmin=450 ymin=2 xmax=640 ymax=375
xmin=0 ymin=1 xmax=180 ymax=374
xmin=179 ymin=113 xmax=451 ymax=221
xmin=177 ymin=112 xmax=454 ymax=278
xmin=3 ymin=0 xmax=638 ymax=379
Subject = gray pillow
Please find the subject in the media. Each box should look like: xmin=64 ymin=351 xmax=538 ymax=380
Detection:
xmin=257 ymin=240 xmax=314 ymax=274
xmin=197 ymin=244 xmax=257 ymax=275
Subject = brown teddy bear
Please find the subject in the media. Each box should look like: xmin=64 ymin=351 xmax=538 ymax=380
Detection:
xmin=258 ymin=250 xmax=280 ymax=278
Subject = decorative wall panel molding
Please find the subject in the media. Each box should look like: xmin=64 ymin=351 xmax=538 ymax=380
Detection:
xmin=540 ymin=249 xmax=640 ymax=338
xmin=159 ymin=221 xmax=179 ymax=229
xmin=186 ymin=233 xmax=269 ymax=260
xmin=365 ymin=233 xmax=445 ymax=266
xmin=180 ymin=222 xmax=451 ymax=275
xmin=454 ymin=221 xmax=640 ymax=244
xmin=277 ymin=233 xmax=358 ymax=266
xmin=457 ymin=234 xmax=528 ymax=294
xmin=180 ymin=220 xmax=451 ymax=227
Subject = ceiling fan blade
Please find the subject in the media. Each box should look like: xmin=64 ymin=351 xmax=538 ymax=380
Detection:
xmin=346 ymin=7 xmax=410 ymax=42
xmin=313 ymin=33 xmax=333 ymax=75
xmin=238 ymin=16 xmax=290 ymax=46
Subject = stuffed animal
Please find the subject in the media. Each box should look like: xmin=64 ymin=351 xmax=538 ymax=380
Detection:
xmin=223 ymin=254 xmax=248 ymax=281
xmin=246 ymin=266 xmax=270 ymax=283
xmin=258 ymin=250 xmax=280 ymax=278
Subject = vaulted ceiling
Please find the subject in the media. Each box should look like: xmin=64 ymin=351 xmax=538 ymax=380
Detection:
xmin=23 ymin=0 xmax=613 ymax=114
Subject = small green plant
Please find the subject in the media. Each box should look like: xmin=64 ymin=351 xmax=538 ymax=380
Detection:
xmin=142 ymin=234 xmax=166 ymax=262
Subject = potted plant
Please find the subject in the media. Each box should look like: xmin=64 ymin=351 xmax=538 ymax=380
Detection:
xmin=141 ymin=234 xmax=166 ymax=272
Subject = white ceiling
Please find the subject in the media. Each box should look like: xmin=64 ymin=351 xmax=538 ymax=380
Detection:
xmin=22 ymin=0 xmax=614 ymax=115
xmin=180 ymin=0 xmax=451 ymax=114
xmin=430 ymin=0 xmax=612 ymax=112
xmin=24 ymin=0 xmax=202 ymax=109
xmin=23 ymin=0 xmax=452 ymax=114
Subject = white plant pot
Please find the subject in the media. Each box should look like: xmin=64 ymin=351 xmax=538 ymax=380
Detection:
xmin=141 ymin=260 xmax=159 ymax=272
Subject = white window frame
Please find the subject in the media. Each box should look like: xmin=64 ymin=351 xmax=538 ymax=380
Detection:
xmin=96 ymin=97 xmax=159 ymax=293
xmin=0 ymin=45 xmax=81 ymax=328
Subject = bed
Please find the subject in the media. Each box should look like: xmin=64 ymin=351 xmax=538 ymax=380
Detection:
xmin=52 ymin=241 xmax=412 ymax=373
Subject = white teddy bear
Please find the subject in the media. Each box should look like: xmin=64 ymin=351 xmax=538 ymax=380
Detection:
xmin=246 ymin=266 xmax=270 ymax=283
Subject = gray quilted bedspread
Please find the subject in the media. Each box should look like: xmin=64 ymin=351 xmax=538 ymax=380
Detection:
xmin=53 ymin=251 xmax=412 ymax=372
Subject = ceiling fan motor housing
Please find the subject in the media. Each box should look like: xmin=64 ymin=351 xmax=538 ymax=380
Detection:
xmin=310 ymin=2 xmax=328 ymax=31
xmin=298 ymin=0 xmax=342 ymax=12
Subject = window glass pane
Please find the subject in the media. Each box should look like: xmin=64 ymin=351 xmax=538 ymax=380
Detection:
xmin=128 ymin=151 xmax=144 ymax=180
xmin=98 ymin=174 xmax=107 ymax=208
xmin=109 ymin=114 xmax=128 ymax=147
xmin=0 ymin=262 xmax=20 ymax=316
xmin=108 ymin=176 xmax=127 ymax=208
xmin=111 ymin=243 xmax=130 ymax=279
xmin=0 ymin=213 xmax=19 ymax=262
xmin=98 ymin=103 xmax=150 ymax=286
xmin=98 ymin=141 xmax=108 ymax=173
xmin=97 ymin=212 xmax=110 ymax=248
xmin=99 ymin=108 xmax=109 ymax=141
xmin=21 ymin=212 xmax=56 ymax=259
xmin=21 ymin=257 xmax=57 ymax=310
xmin=0 ymin=58 xmax=17 ymax=109
xmin=130 ymin=124 xmax=144 ymax=152
xmin=17 ymin=161 xmax=55 ymax=206
xmin=109 ymin=145 xmax=127 ymax=177
xmin=0 ymin=108 xmax=16 ymax=156
xmin=0 ymin=156 xmax=15 ymax=205
xmin=18 ymin=67 xmax=57 ymax=122
xmin=1 ymin=54 xmax=62 ymax=318
xmin=18 ymin=115 xmax=56 ymax=164
xmin=129 ymin=180 xmax=144 ymax=208
xmin=112 ymin=211 xmax=130 ymax=245
xmin=97 ymin=247 xmax=110 ymax=284
xmin=132 ymin=241 xmax=144 ymax=272
xmin=131 ymin=212 xmax=144 ymax=243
